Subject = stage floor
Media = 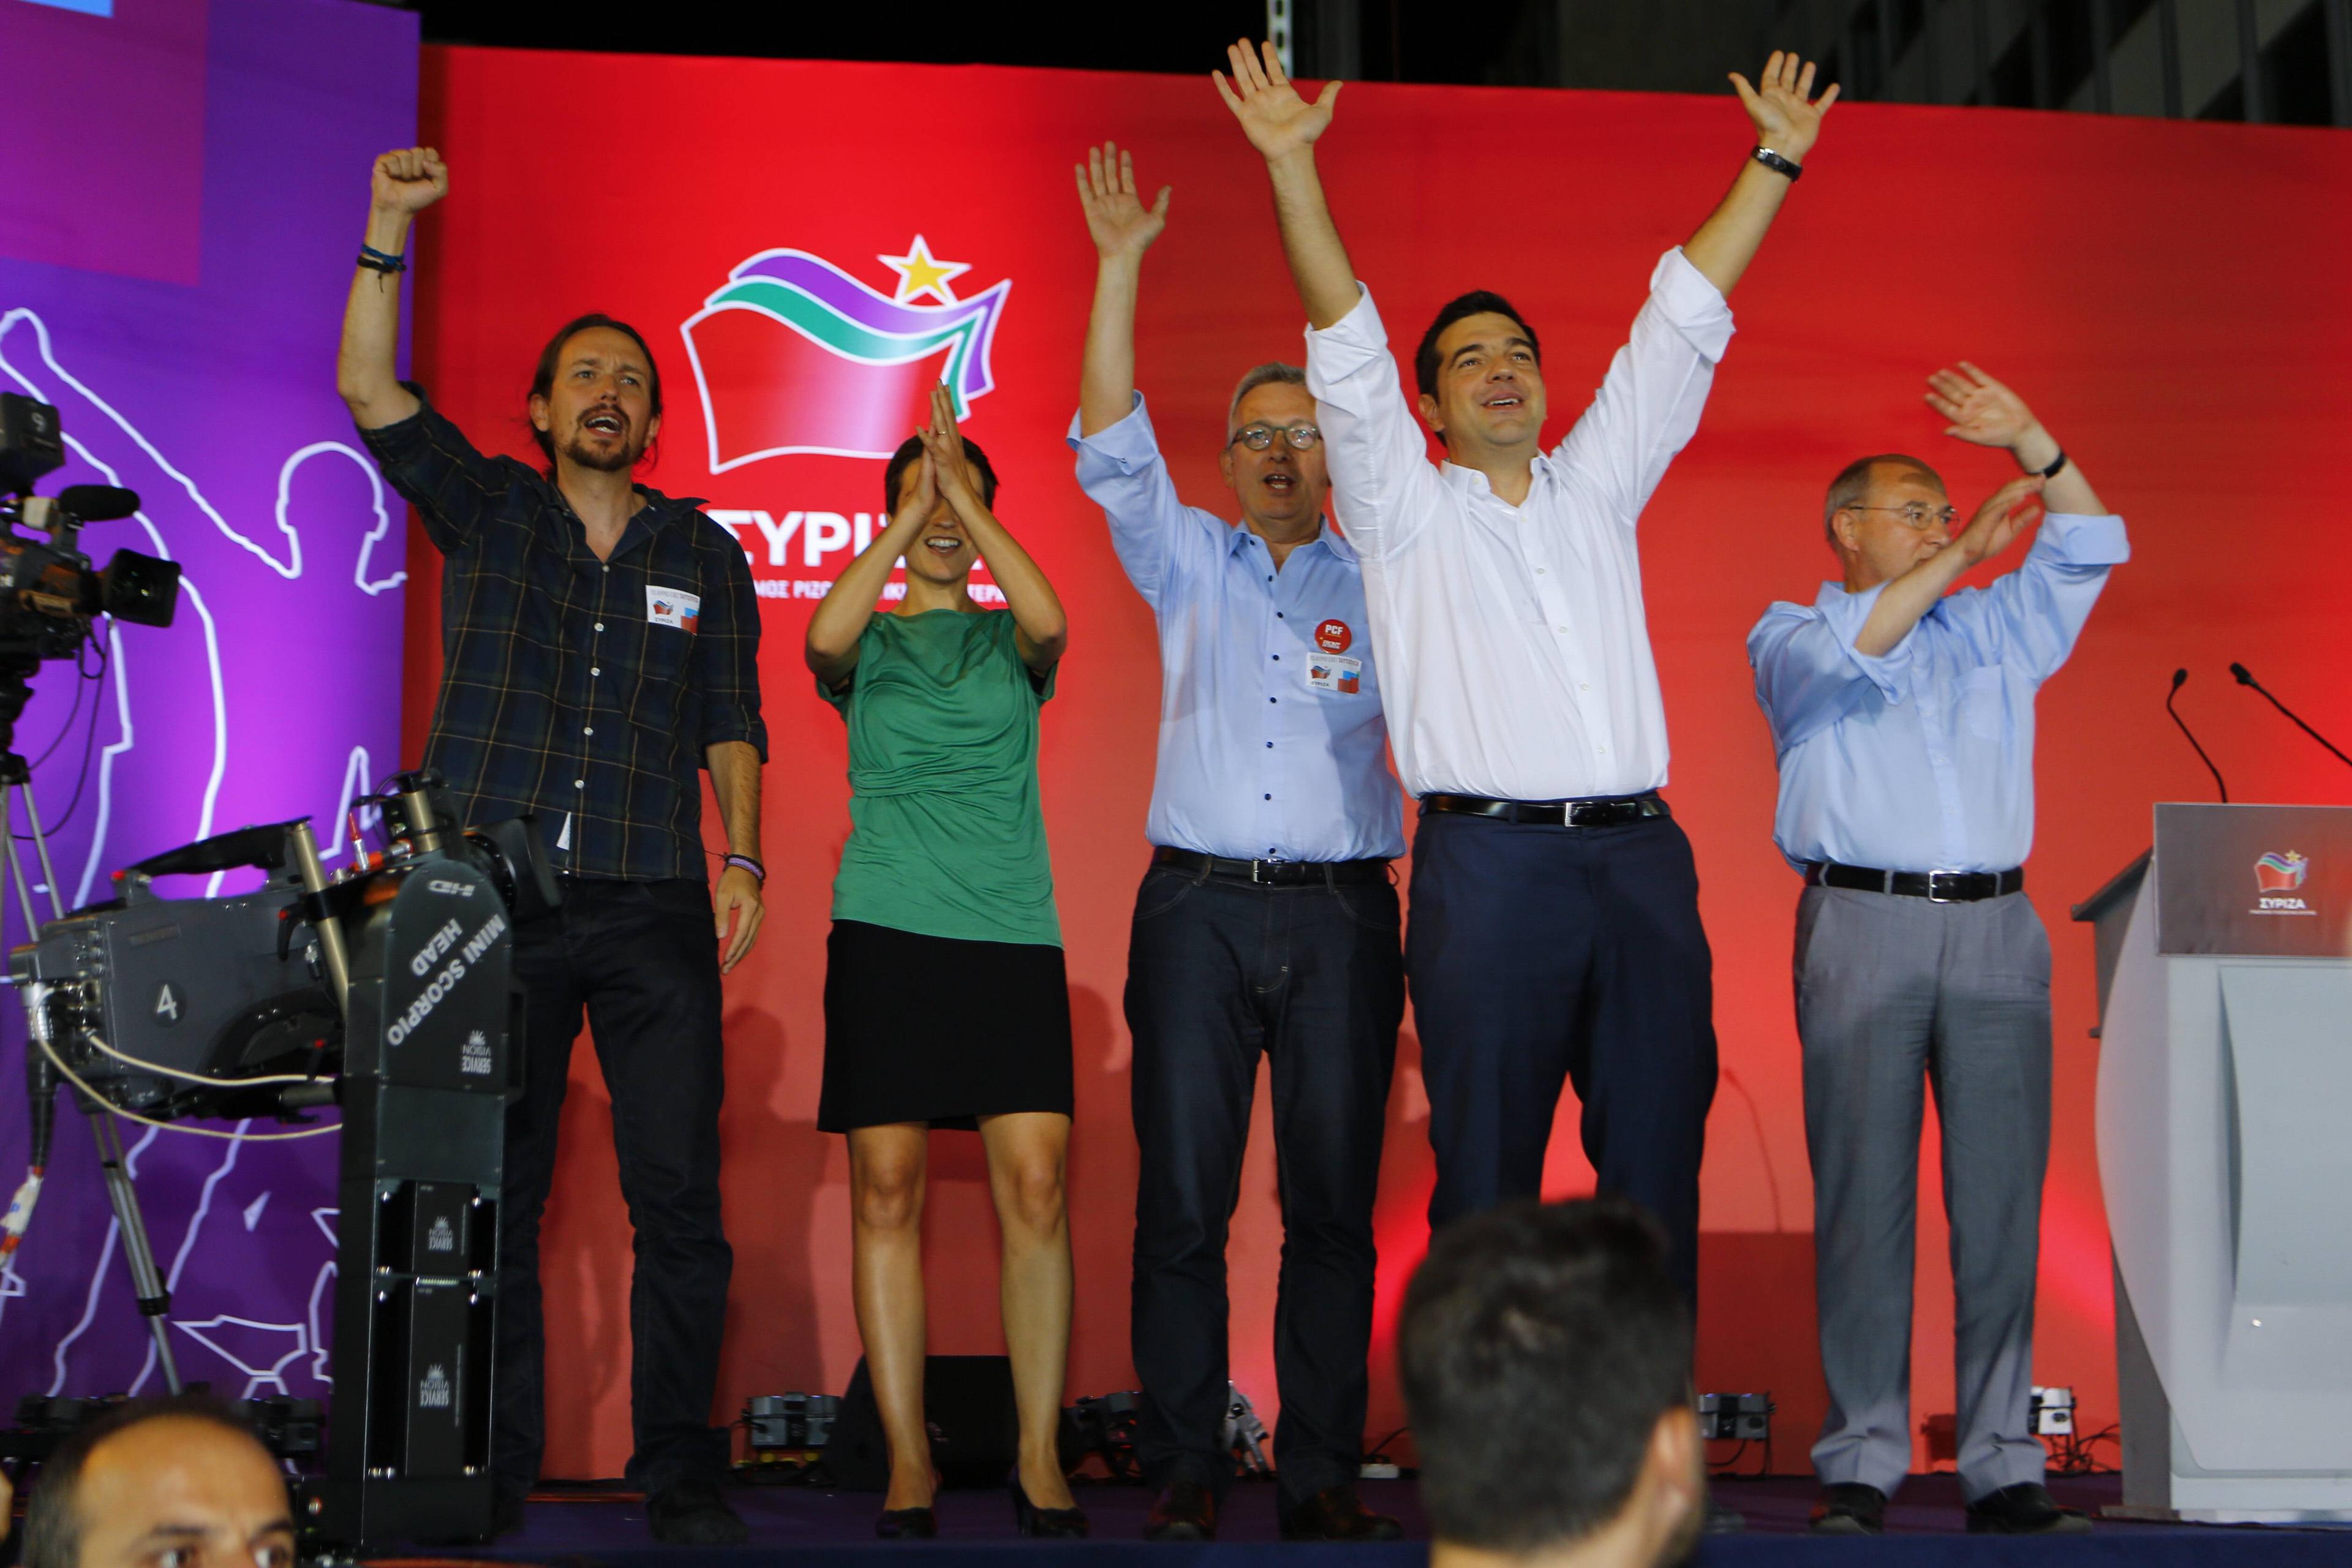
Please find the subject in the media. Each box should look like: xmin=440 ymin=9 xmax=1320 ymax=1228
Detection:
xmin=413 ymin=1473 xmax=2350 ymax=1566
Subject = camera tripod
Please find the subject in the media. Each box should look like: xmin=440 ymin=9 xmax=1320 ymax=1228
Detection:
xmin=1 ymin=744 xmax=184 ymax=1395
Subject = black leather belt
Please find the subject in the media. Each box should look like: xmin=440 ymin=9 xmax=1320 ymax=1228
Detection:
xmin=1421 ymin=792 xmax=1670 ymax=828
xmin=1805 ymin=861 xmax=2024 ymax=902
xmin=1150 ymin=846 xmax=1391 ymax=886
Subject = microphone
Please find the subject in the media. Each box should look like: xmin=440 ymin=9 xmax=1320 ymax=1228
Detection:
xmin=2231 ymin=662 xmax=2352 ymax=773
xmin=56 ymin=484 xmax=140 ymax=522
xmin=2166 ymin=669 xmax=2227 ymax=802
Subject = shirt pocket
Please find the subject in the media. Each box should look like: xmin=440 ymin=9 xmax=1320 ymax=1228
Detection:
xmin=1962 ymin=664 xmax=2008 ymax=741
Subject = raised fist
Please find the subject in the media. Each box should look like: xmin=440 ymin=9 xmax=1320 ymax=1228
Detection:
xmin=370 ymin=147 xmax=449 ymax=216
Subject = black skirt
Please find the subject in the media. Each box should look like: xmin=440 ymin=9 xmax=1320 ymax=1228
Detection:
xmin=817 ymin=919 xmax=1075 ymax=1133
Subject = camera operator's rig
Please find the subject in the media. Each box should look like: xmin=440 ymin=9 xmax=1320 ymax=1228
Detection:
xmin=0 ymin=394 xmax=551 ymax=1550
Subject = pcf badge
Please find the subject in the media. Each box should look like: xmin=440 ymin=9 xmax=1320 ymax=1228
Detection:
xmin=1314 ymin=619 xmax=1352 ymax=654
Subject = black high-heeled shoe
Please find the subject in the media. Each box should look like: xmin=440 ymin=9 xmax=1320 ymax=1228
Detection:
xmin=1009 ymin=1474 xmax=1090 ymax=1538
xmin=875 ymin=1505 xmax=937 ymax=1539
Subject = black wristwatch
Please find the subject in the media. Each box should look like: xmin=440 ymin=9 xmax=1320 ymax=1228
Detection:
xmin=2035 ymin=448 xmax=2068 ymax=480
xmin=1752 ymin=146 xmax=1803 ymax=181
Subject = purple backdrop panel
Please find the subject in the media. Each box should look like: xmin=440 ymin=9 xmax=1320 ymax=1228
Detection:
xmin=0 ymin=0 xmax=208 ymax=283
xmin=0 ymin=0 xmax=417 ymax=1406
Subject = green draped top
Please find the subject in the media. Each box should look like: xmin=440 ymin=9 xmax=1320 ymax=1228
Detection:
xmin=821 ymin=608 xmax=1060 ymax=946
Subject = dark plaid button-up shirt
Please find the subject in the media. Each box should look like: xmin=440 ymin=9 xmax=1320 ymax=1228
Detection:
xmin=361 ymin=385 xmax=766 ymax=881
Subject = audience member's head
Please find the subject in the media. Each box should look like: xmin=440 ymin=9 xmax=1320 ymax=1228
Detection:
xmin=1400 ymin=1197 xmax=1703 ymax=1567
xmin=23 ymin=1395 xmax=293 ymax=1568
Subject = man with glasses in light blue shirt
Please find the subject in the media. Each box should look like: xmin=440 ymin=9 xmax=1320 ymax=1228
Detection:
xmin=1068 ymin=143 xmax=1405 ymax=1546
xmin=1748 ymin=363 xmax=2126 ymax=1539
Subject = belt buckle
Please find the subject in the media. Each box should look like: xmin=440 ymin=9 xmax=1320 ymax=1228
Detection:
xmin=1251 ymin=858 xmax=1272 ymax=884
xmin=1926 ymin=870 xmax=1962 ymax=903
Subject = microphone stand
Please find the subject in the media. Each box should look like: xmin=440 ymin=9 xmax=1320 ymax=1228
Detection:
xmin=2231 ymin=663 xmax=2352 ymax=772
xmin=2166 ymin=670 xmax=2227 ymax=802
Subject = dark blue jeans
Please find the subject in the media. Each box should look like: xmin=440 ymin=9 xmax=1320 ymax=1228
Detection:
xmin=1407 ymin=807 xmax=1717 ymax=1303
xmin=494 ymin=877 xmax=732 ymax=1499
xmin=1124 ymin=862 xmax=1404 ymax=1504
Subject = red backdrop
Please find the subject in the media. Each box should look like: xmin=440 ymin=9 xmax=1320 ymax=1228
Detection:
xmin=407 ymin=47 xmax=2352 ymax=1478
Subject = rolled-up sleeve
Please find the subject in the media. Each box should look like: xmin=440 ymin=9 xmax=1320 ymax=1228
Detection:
xmin=356 ymin=382 xmax=516 ymax=555
xmin=1304 ymin=285 xmax=1438 ymax=560
xmin=1954 ymin=512 xmax=2131 ymax=683
xmin=1553 ymin=247 xmax=1735 ymax=526
xmin=1066 ymin=393 xmax=1218 ymax=607
xmin=693 ymin=523 xmax=768 ymax=762
xmin=1749 ymin=586 xmax=1909 ymax=753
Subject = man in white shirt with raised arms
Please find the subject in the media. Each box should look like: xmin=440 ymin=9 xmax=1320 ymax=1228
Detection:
xmin=1216 ymin=41 xmax=1836 ymax=1308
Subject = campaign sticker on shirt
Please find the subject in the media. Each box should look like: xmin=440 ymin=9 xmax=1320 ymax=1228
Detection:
xmin=647 ymin=584 xmax=701 ymax=633
xmin=1308 ymin=654 xmax=1362 ymax=695
xmin=1314 ymin=618 xmax=1353 ymax=654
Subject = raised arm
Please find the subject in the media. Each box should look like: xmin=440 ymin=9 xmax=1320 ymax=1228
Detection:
xmin=337 ymin=147 xmax=446 ymax=429
xmin=1926 ymin=362 xmax=2107 ymax=516
xmin=805 ymin=456 xmax=934 ymax=686
xmin=1682 ymin=54 xmax=1838 ymax=298
xmin=923 ymin=389 xmax=1068 ymax=672
xmin=1216 ymin=39 xmax=1355 ymax=330
xmin=1852 ymin=476 xmax=2045 ymax=656
xmin=1077 ymin=143 xmax=1170 ymax=437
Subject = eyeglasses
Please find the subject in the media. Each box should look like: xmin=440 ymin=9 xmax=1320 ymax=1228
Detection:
xmin=1229 ymin=422 xmax=1322 ymax=451
xmin=1844 ymin=502 xmax=1959 ymax=530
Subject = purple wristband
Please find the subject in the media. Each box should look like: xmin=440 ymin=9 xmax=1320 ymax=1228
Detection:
xmin=723 ymin=853 xmax=766 ymax=884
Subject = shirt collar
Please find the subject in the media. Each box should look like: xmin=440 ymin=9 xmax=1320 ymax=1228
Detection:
xmin=1225 ymin=516 xmax=1353 ymax=563
xmin=1438 ymin=452 xmax=1558 ymax=498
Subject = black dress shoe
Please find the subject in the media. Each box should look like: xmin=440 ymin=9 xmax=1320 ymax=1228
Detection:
xmin=646 ymin=1477 xmax=750 ymax=1545
xmin=1010 ymin=1474 xmax=1090 ymax=1537
xmin=1809 ymin=1482 xmax=1887 ymax=1536
xmin=1966 ymin=1482 xmax=2092 ymax=1534
xmin=1280 ymin=1486 xmax=1404 ymax=1542
xmin=1142 ymin=1477 xmax=1218 ymax=1542
xmin=875 ymin=1506 xmax=937 ymax=1539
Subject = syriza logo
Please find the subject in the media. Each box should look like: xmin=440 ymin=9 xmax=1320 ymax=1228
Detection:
xmin=680 ymin=238 xmax=1011 ymax=601
xmin=2252 ymin=850 xmax=2313 ymax=915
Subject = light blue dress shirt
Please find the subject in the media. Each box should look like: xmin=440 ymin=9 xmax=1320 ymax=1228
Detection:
xmin=1068 ymin=393 xmax=1405 ymax=863
xmin=1748 ymin=512 xmax=2131 ymax=873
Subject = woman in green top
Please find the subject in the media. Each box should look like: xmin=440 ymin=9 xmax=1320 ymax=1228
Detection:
xmin=805 ymin=386 xmax=1084 ymax=1539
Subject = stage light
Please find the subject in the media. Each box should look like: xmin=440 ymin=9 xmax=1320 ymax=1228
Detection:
xmin=2029 ymin=1385 xmax=2076 ymax=1437
xmin=744 ymin=1393 xmax=839 ymax=1453
xmin=1697 ymin=1392 xmax=1773 ymax=1442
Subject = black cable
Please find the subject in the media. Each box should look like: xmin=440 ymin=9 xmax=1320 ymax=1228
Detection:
xmin=13 ymin=630 xmax=109 ymax=843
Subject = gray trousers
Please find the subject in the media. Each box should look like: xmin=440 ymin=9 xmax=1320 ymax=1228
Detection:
xmin=1795 ymin=884 xmax=2052 ymax=1501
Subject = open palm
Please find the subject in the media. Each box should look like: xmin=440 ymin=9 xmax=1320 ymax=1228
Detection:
xmin=1076 ymin=142 xmax=1170 ymax=263
xmin=1214 ymin=38 xmax=1341 ymax=162
xmin=1728 ymin=52 xmax=1838 ymax=161
xmin=1928 ymin=363 xmax=2038 ymax=449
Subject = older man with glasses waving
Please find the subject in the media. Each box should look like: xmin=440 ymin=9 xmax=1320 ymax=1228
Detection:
xmin=1748 ymin=364 xmax=2126 ymax=1537
xmin=1067 ymin=142 xmax=1407 ymax=1544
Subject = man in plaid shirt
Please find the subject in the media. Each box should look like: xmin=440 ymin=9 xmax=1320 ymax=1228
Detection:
xmin=339 ymin=147 xmax=766 ymax=1547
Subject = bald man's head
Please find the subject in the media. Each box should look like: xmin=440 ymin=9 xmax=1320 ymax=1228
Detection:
xmin=24 ymin=1397 xmax=293 ymax=1568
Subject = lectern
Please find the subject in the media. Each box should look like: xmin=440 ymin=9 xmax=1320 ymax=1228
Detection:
xmin=2075 ymin=803 xmax=2352 ymax=1521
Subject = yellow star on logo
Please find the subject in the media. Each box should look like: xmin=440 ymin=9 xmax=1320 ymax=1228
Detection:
xmin=876 ymin=235 xmax=971 ymax=306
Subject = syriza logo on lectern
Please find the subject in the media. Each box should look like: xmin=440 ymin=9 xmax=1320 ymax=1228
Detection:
xmin=2252 ymin=850 xmax=2312 ymax=914
xmin=680 ymin=237 xmax=1011 ymax=600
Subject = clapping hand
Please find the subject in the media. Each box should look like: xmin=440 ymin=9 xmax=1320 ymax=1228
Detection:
xmin=370 ymin=146 xmax=448 ymax=216
xmin=1214 ymin=38 xmax=1341 ymax=163
xmin=1952 ymin=475 xmax=2046 ymax=567
xmin=1927 ymin=362 xmax=2045 ymax=452
xmin=1076 ymin=142 xmax=1170 ymax=264
xmin=1728 ymin=52 xmax=1838 ymax=162
xmin=918 ymin=385 xmax=981 ymax=507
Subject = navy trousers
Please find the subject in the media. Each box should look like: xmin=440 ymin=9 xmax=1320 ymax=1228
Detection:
xmin=1125 ymin=863 xmax=1404 ymax=1504
xmin=494 ymin=877 xmax=734 ymax=1501
xmin=1406 ymin=806 xmax=1717 ymax=1301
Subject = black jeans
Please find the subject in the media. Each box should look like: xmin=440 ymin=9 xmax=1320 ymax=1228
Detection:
xmin=494 ymin=876 xmax=732 ymax=1498
xmin=1407 ymin=807 xmax=1717 ymax=1303
xmin=1124 ymin=862 xmax=1404 ymax=1504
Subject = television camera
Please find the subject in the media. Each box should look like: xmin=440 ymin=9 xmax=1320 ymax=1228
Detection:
xmin=1 ymin=389 xmax=549 ymax=1548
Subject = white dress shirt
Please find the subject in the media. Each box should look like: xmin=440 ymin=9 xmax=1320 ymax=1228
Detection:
xmin=1747 ymin=511 xmax=2130 ymax=873
xmin=1303 ymin=248 xmax=1734 ymax=801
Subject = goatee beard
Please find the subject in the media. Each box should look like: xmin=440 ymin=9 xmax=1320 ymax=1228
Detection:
xmin=562 ymin=434 xmax=641 ymax=474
